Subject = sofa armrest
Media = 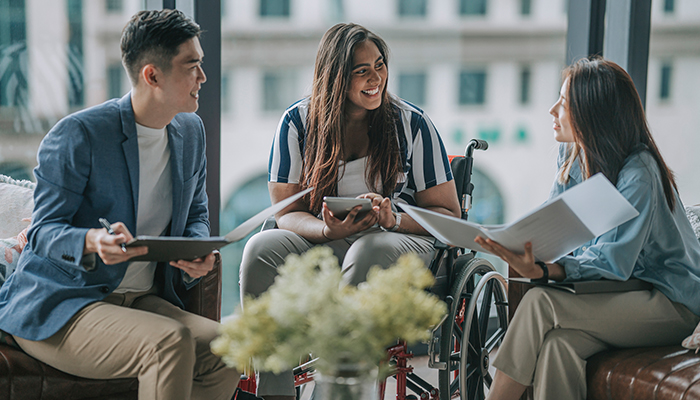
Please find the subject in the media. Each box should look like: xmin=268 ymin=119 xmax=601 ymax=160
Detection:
xmin=184 ymin=254 xmax=222 ymax=322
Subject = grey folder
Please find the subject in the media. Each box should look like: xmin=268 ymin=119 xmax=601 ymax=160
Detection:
xmin=126 ymin=188 xmax=312 ymax=262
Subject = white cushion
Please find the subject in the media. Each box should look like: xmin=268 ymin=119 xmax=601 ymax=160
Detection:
xmin=0 ymin=175 xmax=34 ymax=238
xmin=686 ymin=205 xmax=700 ymax=241
xmin=682 ymin=204 xmax=700 ymax=352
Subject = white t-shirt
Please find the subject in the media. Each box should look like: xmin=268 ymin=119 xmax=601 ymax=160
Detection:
xmin=337 ymin=157 xmax=383 ymax=198
xmin=114 ymin=123 xmax=173 ymax=293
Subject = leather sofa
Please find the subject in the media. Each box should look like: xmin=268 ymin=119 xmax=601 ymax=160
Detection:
xmin=0 ymin=262 xmax=222 ymax=400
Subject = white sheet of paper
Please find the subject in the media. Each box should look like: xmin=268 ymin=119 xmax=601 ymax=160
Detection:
xmin=399 ymin=173 xmax=639 ymax=262
xmin=223 ymin=187 xmax=312 ymax=242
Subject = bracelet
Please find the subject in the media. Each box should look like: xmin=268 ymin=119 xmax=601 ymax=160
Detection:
xmin=381 ymin=212 xmax=401 ymax=232
xmin=531 ymin=261 xmax=549 ymax=283
xmin=321 ymin=226 xmax=331 ymax=241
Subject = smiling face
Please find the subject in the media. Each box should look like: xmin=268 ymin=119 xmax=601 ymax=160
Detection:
xmin=549 ymin=77 xmax=575 ymax=143
xmin=345 ymin=40 xmax=387 ymax=117
xmin=159 ymin=37 xmax=207 ymax=114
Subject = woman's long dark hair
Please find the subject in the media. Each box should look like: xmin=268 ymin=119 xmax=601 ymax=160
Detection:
xmin=300 ymin=23 xmax=402 ymax=214
xmin=558 ymin=57 xmax=678 ymax=211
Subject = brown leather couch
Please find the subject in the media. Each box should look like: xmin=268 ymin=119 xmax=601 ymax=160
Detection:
xmin=0 ymin=261 xmax=222 ymax=400
xmin=508 ymin=271 xmax=700 ymax=400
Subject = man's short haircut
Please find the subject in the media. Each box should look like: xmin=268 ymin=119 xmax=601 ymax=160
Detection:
xmin=120 ymin=9 xmax=202 ymax=85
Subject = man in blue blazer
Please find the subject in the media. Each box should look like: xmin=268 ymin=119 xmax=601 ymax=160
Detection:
xmin=0 ymin=10 xmax=239 ymax=400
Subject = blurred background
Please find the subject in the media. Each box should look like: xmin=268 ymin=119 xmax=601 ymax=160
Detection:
xmin=1 ymin=0 xmax=698 ymax=317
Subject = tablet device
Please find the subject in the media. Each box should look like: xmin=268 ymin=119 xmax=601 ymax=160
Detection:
xmin=323 ymin=197 xmax=372 ymax=220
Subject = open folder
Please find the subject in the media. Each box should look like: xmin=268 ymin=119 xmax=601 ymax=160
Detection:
xmin=125 ymin=187 xmax=312 ymax=262
xmin=398 ymin=173 xmax=639 ymax=262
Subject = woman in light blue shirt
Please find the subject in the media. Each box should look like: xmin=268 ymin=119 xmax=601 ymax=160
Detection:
xmin=477 ymin=58 xmax=700 ymax=400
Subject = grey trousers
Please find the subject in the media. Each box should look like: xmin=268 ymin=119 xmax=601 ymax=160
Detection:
xmin=238 ymin=227 xmax=436 ymax=396
xmin=16 ymin=288 xmax=240 ymax=400
xmin=491 ymin=286 xmax=700 ymax=400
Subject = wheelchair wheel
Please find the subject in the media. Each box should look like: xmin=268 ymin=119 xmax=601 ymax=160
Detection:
xmin=438 ymin=257 xmax=508 ymax=400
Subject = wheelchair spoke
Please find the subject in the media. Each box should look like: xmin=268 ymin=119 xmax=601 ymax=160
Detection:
xmin=467 ymin=373 xmax=481 ymax=400
xmin=479 ymin=280 xmax=494 ymax=344
xmin=469 ymin=313 xmax=483 ymax=353
xmin=453 ymin=321 xmax=464 ymax=343
xmin=450 ymin=377 xmax=460 ymax=396
xmin=484 ymin=371 xmax=493 ymax=387
xmin=485 ymin=327 xmax=506 ymax=354
xmin=464 ymin=360 xmax=478 ymax=380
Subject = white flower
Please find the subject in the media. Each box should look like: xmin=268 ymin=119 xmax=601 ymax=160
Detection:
xmin=211 ymin=247 xmax=447 ymax=375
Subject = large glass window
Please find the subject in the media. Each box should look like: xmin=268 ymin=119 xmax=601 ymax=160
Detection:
xmin=0 ymin=1 xmax=133 ymax=182
xmin=217 ymin=0 xmax=700 ymax=309
xmin=262 ymin=70 xmax=298 ymax=112
xmin=519 ymin=66 xmax=531 ymax=105
xmin=459 ymin=70 xmax=487 ymax=105
xmin=398 ymin=0 xmax=427 ymax=17
xmin=107 ymin=64 xmax=124 ymax=100
xmin=105 ymin=0 xmax=123 ymax=13
xmin=659 ymin=62 xmax=672 ymax=101
xmin=0 ymin=0 xmax=27 ymax=109
xmin=398 ymin=72 xmax=427 ymax=106
xmin=664 ymin=0 xmax=674 ymax=13
xmin=520 ymin=0 xmax=532 ymax=16
xmin=460 ymin=0 xmax=487 ymax=16
xmin=260 ymin=0 xmax=290 ymax=17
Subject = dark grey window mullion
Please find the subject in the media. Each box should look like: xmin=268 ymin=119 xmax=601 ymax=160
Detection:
xmin=603 ymin=0 xmax=652 ymax=108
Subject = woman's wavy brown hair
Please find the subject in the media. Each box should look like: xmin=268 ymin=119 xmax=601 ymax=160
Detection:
xmin=300 ymin=23 xmax=402 ymax=214
xmin=558 ymin=57 xmax=678 ymax=211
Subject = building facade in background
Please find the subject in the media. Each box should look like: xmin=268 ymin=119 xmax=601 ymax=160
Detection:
xmin=1 ymin=0 xmax=698 ymax=314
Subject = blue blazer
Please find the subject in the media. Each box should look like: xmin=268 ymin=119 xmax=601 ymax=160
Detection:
xmin=0 ymin=93 xmax=210 ymax=341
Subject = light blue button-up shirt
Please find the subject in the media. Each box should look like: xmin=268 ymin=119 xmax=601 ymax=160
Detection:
xmin=551 ymin=143 xmax=700 ymax=316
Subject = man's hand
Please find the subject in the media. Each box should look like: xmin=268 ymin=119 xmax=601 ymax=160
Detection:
xmin=84 ymin=222 xmax=148 ymax=265
xmin=170 ymin=252 xmax=216 ymax=279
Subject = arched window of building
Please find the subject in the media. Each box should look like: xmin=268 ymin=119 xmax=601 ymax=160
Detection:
xmin=469 ymin=167 xmax=505 ymax=226
xmin=219 ymin=173 xmax=270 ymax=315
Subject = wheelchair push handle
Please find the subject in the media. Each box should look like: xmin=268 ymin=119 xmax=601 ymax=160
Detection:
xmin=461 ymin=139 xmax=488 ymax=219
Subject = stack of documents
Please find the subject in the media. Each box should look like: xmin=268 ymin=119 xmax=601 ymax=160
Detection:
xmin=398 ymin=173 xmax=639 ymax=262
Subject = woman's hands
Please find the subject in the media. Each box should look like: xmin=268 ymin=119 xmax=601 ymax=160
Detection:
xmin=320 ymin=193 xmax=382 ymax=240
xmin=474 ymin=237 xmax=565 ymax=281
xmin=359 ymin=192 xmax=396 ymax=229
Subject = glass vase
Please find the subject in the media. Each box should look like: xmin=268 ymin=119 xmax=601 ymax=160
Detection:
xmin=313 ymin=365 xmax=378 ymax=400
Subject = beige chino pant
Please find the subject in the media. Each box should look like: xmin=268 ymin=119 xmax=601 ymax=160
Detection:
xmin=15 ymin=288 xmax=239 ymax=400
xmin=492 ymin=286 xmax=700 ymax=400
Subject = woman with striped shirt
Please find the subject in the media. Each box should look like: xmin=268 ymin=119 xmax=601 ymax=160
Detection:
xmin=238 ymin=23 xmax=460 ymax=400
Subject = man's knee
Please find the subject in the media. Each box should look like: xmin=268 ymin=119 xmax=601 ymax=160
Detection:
xmin=155 ymin=322 xmax=196 ymax=362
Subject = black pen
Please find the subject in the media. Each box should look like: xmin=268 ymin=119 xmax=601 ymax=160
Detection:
xmin=99 ymin=218 xmax=128 ymax=253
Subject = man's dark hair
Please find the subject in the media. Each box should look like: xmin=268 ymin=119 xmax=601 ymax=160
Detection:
xmin=120 ymin=9 xmax=202 ymax=85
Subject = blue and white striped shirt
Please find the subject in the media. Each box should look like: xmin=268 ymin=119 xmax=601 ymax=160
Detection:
xmin=268 ymin=96 xmax=453 ymax=205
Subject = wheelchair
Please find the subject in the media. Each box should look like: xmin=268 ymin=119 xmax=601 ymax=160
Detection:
xmin=241 ymin=139 xmax=509 ymax=400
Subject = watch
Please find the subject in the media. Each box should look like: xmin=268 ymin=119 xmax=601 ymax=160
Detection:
xmin=382 ymin=212 xmax=401 ymax=232
xmin=531 ymin=261 xmax=549 ymax=283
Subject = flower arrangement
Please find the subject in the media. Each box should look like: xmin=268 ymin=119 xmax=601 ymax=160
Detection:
xmin=211 ymin=246 xmax=447 ymax=376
